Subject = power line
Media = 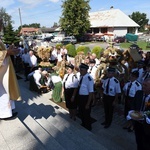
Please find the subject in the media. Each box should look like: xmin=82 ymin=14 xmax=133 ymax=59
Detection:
xmin=22 ymin=8 xmax=61 ymax=18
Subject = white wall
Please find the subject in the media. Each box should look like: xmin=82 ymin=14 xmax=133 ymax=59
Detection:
xmin=113 ymin=27 xmax=127 ymax=36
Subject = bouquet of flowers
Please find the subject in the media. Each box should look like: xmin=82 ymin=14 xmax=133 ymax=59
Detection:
xmin=144 ymin=101 xmax=150 ymax=119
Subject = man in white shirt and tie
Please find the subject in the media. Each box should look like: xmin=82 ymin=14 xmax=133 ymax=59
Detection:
xmin=101 ymin=67 xmax=121 ymax=128
xmin=132 ymin=60 xmax=145 ymax=83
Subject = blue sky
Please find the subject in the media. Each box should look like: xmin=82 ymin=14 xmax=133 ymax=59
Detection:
xmin=0 ymin=0 xmax=150 ymax=29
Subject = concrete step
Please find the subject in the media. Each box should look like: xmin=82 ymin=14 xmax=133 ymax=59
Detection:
xmin=16 ymin=85 xmax=106 ymax=150
xmin=16 ymin=99 xmax=79 ymax=150
xmin=0 ymin=118 xmax=45 ymax=150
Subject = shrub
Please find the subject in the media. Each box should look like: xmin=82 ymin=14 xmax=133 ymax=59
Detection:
xmin=84 ymin=46 xmax=91 ymax=55
xmin=56 ymin=43 xmax=63 ymax=49
xmin=91 ymin=46 xmax=104 ymax=58
xmin=76 ymin=46 xmax=91 ymax=55
xmin=65 ymin=44 xmax=76 ymax=57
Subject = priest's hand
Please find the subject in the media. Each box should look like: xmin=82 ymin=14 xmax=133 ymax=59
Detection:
xmin=7 ymin=45 xmax=20 ymax=56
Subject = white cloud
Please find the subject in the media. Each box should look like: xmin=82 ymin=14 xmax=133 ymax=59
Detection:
xmin=0 ymin=0 xmax=15 ymax=8
xmin=18 ymin=0 xmax=44 ymax=5
xmin=49 ymin=0 xmax=59 ymax=3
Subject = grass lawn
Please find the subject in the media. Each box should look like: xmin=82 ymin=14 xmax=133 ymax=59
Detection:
xmin=120 ymin=41 xmax=150 ymax=50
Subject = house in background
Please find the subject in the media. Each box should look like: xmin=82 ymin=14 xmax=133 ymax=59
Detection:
xmin=89 ymin=8 xmax=139 ymax=37
xmin=20 ymin=27 xmax=41 ymax=35
xmin=41 ymin=27 xmax=65 ymax=37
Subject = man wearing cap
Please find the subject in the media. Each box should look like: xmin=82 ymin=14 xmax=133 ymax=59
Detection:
xmin=101 ymin=67 xmax=121 ymax=128
xmin=62 ymin=64 xmax=79 ymax=120
xmin=142 ymin=64 xmax=150 ymax=83
xmin=123 ymin=71 xmax=142 ymax=131
xmin=88 ymin=59 xmax=99 ymax=106
xmin=78 ymin=63 xmax=94 ymax=131
xmin=88 ymin=59 xmax=98 ymax=82
xmin=132 ymin=60 xmax=145 ymax=83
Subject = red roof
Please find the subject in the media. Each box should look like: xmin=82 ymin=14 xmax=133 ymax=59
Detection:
xmin=20 ymin=27 xmax=40 ymax=34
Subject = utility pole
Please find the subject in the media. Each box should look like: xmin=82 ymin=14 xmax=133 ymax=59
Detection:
xmin=19 ymin=8 xmax=22 ymax=30
xmin=18 ymin=8 xmax=25 ymax=47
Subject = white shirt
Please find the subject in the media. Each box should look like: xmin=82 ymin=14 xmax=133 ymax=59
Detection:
xmin=79 ymin=73 xmax=94 ymax=95
xmin=33 ymin=70 xmax=42 ymax=87
xmin=50 ymin=49 xmax=57 ymax=61
xmin=88 ymin=65 xmax=98 ymax=81
xmin=61 ymin=48 xmax=67 ymax=54
xmin=102 ymin=77 xmax=121 ymax=96
xmin=29 ymin=55 xmax=37 ymax=67
xmin=57 ymin=53 xmax=62 ymax=62
xmin=123 ymin=80 xmax=142 ymax=97
xmin=95 ymin=58 xmax=100 ymax=66
xmin=51 ymin=75 xmax=62 ymax=84
xmin=63 ymin=73 xmax=78 ymax=89
xmin=76 ymin=72 xmax=81 ymax=81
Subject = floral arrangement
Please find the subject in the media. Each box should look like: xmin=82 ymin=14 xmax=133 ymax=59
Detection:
xmin=144 ymin=101 xmax=150 ymax=119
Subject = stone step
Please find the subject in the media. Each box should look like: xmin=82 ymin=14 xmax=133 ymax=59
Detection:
xmin=0 ymin=118 xmax=45 ymax=150
xmin=16 ymin=85 xmax=106 ymax=150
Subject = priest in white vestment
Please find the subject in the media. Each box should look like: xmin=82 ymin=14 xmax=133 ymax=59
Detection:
xmin=0 ymin=40 xmax=21 ymax=119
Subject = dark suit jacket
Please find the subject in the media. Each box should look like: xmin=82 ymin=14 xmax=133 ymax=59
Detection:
xmin=133 ymin=90 xmax=144 ymax=111
xmin=134 ymin=90 xmax=150 ymax=135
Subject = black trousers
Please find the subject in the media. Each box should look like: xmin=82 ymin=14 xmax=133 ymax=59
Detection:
xmin=78 ymin=95 xmax=92 ymax=130
xmin=134 ymin=121 xmax=150 ymax=150
xmin=23 ymin=62 xmax=29 ymax=80
xmin=64 ymin=88 xmax=77 ymax=109
xmin=124 ymin=96 xmax=134 ymax=118
xmin=103 ymin=94 xmax=115 ymax=125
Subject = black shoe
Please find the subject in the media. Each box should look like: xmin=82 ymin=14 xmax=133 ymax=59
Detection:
xmin=80 ymin=123 xmax=85 ymax=127
xmin=86 ymin=127 xmax=92 ymax=131
xmin=2 ymin=112 xmax=18 ymax=121
xmin=24 ymin=79 xmax=29 ymax=82
xmin=123 ymin=126 xmax=129 ymax=130
xmin=101 ymin=121 xmax=106 ymax=125
xmin=104 ymin=124 xmax=110 ymax=129
xmin=128 ymin=127 xmax=134 ymax=132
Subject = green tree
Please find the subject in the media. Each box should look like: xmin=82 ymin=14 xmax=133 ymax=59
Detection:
xmin=0 ymin=7 xmax=13 ymax=35
xmin=52 ymin=22 xmax=59 ymax=27
xmin=59 ymin=0 xmax=91 ymax=39
xmin=0 ymin=7 xmax=12 ymax=26
xmin=129 ymin=11 xmax=149 ymax=31
xmin=29 ymin=23 xmax=40 ymax=28
xmin=3 ymin=23 xmax=20 ymax=45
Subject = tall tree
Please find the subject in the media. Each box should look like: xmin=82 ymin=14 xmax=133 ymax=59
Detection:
xmin=3 ymin=23 xmax=20 ymax=45
xmin=0 ymin=7 xmax=12 ymax=26
xmin=17 ymin=23 xmax=41 ymax=32
xmin=52 ymin=22 xmax=59 ymax=27
xmin=129 ymin=11 xmax=149 ymax=31
xmin=59 ymin=0 xmax=91 ymax=39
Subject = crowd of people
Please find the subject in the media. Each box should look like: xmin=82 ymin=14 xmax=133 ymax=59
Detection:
xmin=1 ymin=40 xmax=150 ymax=150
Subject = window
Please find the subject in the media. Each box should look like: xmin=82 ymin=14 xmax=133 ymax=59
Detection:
xmin=101 ymin=28 xmax=108 ymax=33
